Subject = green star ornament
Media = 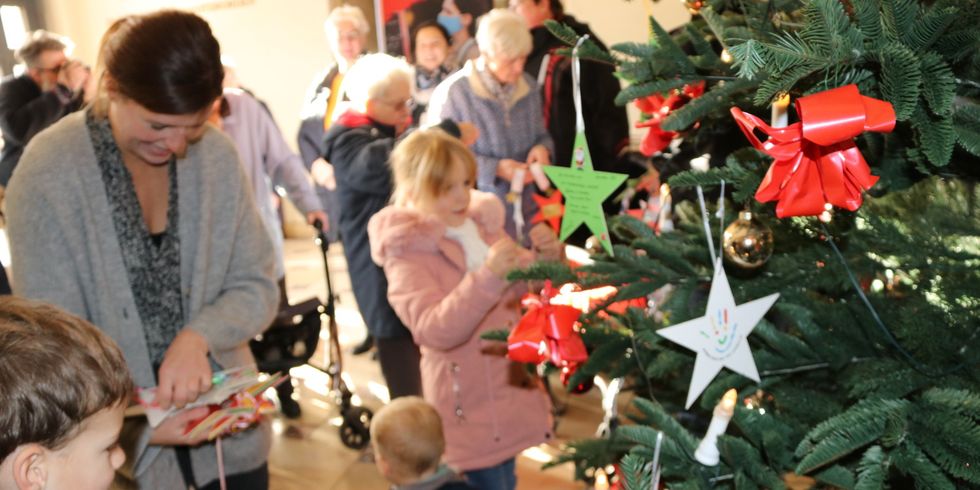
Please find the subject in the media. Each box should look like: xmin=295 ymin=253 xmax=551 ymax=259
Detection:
xmin=543 ymin=132 xmax=627 ymax=256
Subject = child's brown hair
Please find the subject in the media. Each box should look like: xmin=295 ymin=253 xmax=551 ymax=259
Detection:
xmin=391 ymin=129 xmax=476 ymax=208
xmin=0 ymin=297 xmax=133 ymax=462
xmin=371 ymin=396 xmax=445 ymax=481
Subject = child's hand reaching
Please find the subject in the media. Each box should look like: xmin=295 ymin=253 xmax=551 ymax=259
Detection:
xmin=486 ymin=237 xmax=534 ymax=278
xmin=529 ymin=223 xmax=563 ymax=262
xmin=457 ymin=122 xmax=480 ymax=146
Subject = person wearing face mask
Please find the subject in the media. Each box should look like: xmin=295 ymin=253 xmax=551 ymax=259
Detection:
xmin=426 ymin=8 xmax=553 ymax=247
xmin=6 ymin=11 xmax=278 ymax=489
xmin=411 ymin=20 xmax=453 ymax=123
xmin=0 ymin=30 xmax=88 ymax=195
xmin=438 ymin=0 xmax=484 ymax=70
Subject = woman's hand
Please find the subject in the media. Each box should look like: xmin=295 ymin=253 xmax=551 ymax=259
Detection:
xmin=529 ymin=223 xmax=563 ymax=262
xmin=457 ymin=122 xmax=480 ymax=146
xmin=307 ymin=210 xmax=329 ymax=230
xmin=155 ymin=329 xmax=212 ymax=409
xmin=525 ymin=145 xmax=551 ymax=167
xmin=310 ymin=158 xmax=337 ymax=190
xmin=496 ymin=159 xmax=526 ymax=182
xmin=148 ymin=406 xmax=212 ymax=447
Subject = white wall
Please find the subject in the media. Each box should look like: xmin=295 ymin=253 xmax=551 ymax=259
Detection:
xmin=40 ymin=0 xmax=689 ymax=150
xmin=41 ymin=0 xmax=334 ymax=149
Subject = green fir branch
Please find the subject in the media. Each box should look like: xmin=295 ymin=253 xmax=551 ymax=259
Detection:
xmin=795 ymin=398 xmax=910 ymax=474
xmin=813 ymin=465 xmax=855 ymax=489
xmin=717 ymin=436 xmax=787 ymax=489
xmin=953 ymin=105 xmax=980 ymax=157
xmin=662 ymin=77 xmax=757 ymax=131
xmin=891 ymin=441 xmax=957 ymax=490
xmin=854 ymin=446 xmax=888 ymax=490
xmin=878 ymin=43 xmax=922 ymax=120
xmin=918 ymin=52 xmax=955 ymax=117
xmin=910 ymin=104 xmax=955 ymax=167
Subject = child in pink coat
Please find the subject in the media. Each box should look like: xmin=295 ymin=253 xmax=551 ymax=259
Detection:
xmin=368 ymin=130 xmax=561 ymax=490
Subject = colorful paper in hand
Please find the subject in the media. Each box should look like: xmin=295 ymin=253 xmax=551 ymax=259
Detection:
xmin=543 ymin=132 xmax=627 ymax=256
xmin=136 ymin=366 xmax=285 ymax=436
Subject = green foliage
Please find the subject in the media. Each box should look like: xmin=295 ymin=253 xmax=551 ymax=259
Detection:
xmin=534 ymin=0 xmax=980 ymax=488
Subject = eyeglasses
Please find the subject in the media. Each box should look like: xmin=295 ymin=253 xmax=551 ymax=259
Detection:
xmin=380 ymin=98 xmax=414 ymax=111
xmin=35 ymin=63 xmax=65 ymax=73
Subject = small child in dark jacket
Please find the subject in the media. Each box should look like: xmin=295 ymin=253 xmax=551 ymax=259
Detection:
xmin=372 ymin=397 xmax=474 ymax=490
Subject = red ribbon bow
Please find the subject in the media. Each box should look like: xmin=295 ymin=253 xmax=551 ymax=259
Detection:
xmin=507 ymin=281 xmax=587 ymax=366
xmin=635 ymin=82 xmax=705 ymax=156
xmin=730 ymin=85 xmax=896 ymax=218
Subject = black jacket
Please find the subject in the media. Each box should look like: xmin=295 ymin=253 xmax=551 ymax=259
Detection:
xmin=0 ymin=75 xmax=82 ymax=186
xmin=525 ymin=15 xmax=630 ymax=173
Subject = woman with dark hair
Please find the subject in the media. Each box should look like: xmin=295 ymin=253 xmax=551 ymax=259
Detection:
xmin=411 ymin=20 xmax=453 ymax=122
xmin=6 ymin=10 xmax=278 ymax=489
xmin=439 ymin=0 xmax=484 ymax=69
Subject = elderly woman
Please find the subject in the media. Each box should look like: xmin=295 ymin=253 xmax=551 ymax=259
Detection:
xmin=7 ymin=11 xmax=277 ymax=489
xmin=297 ymin=4 xmax=370 ymax=245
xmin=426 ymin=8 xmax=553 ymax=246
xmin=298 ymin=4 xmax=374 ymax=351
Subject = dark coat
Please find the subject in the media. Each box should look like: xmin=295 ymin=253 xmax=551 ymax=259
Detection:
xmin=0 ymin=75 xmax=82 ymax=186
xmin=297 ymin=65 xmax=343 ymax=242
xmin=323 ymin=110 xmax=407 ymax=339
xmin=525 ymin=15 xmax=630 ymax=173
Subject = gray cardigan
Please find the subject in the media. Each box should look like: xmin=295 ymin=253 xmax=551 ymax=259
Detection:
xmin=6 ymin=111 xmax=278 ymax=487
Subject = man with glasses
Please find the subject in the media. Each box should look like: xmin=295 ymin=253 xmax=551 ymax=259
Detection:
xmin=0 ymin=30 xmax=88 ymax=193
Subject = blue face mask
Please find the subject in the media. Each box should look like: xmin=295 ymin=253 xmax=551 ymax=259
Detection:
xmin=437 ymin=14 xmax=463 ymax=36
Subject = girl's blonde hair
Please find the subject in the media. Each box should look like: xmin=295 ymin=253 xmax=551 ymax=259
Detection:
xmin=391 ymin=129 xmax=476 ymax=208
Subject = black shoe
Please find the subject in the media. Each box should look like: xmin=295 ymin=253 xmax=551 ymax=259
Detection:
xmin=352 ymin=335 xmax=374 ymax=355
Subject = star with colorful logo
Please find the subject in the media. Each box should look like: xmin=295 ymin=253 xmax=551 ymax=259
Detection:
xmin=656 ymin=259 xmax=779 ymax=408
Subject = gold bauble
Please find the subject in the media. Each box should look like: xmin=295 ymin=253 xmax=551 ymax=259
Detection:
xmin=722 ymin=211 xmax=774 ymax=269
xmin=584 ymin=235 xmax=603 ymax=256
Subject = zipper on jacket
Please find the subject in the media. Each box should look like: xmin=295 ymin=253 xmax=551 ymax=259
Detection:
xmin=451 ymin=362 xmax=465 ymax=422
xmin=482 ymin=356 xmax=501 ymax=442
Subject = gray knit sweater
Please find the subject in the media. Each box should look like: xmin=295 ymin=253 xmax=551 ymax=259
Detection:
xmin=6 ymin=110 xmax=278 ymax=488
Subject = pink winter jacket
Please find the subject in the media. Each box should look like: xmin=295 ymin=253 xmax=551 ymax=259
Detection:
xmin=368 ymin=190 xmax=553 ymax=471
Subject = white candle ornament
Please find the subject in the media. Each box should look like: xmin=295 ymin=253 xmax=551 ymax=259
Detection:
xmin=771 ymin=92 xmax=790 ymax=128
xmin=694 ymin=388 xmax=737 ymax=466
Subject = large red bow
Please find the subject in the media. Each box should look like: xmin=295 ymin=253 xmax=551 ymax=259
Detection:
xmin=730 ymin=85 xmax=896 ymax=218
xmin=507 ymin=282 xmax=587 ymax=366
xmin=635 ymin=82 xmax=705 ymax=156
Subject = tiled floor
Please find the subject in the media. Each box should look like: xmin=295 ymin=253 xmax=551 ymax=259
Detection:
xmin=270 ymin=237 xmax=615 ymax=489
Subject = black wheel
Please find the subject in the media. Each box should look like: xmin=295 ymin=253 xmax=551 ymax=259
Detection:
xmin=338 ymin=406 xmax=373 ymax=450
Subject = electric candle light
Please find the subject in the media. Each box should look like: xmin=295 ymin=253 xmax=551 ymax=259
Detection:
xmin=593 ymin=468 xmax=610 ymax=490
xmin=657 ymin=183 xmax=674 ymax=233
xmin=694 ymin=388 xmax=738 ymax=466
xmin=771 ymin=92 xmax=790 ymax=128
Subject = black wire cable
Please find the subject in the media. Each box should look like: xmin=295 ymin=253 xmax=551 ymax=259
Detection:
xmin=819 ymin=223 xmax=977 ymax=378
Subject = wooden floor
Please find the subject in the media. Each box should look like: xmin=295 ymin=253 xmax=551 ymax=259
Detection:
xmin=271 ymin=237 xmax=613 ymax=490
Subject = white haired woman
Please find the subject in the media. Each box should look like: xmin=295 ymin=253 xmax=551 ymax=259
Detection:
xmin=426 ymin=8 xmax=553 ymax=247
xmin=298 ymin=4 xmax=373 ymax=350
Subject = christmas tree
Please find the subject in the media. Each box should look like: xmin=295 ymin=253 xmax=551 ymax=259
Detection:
xmin=515 ymin=0 xmax=980 ymax=488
